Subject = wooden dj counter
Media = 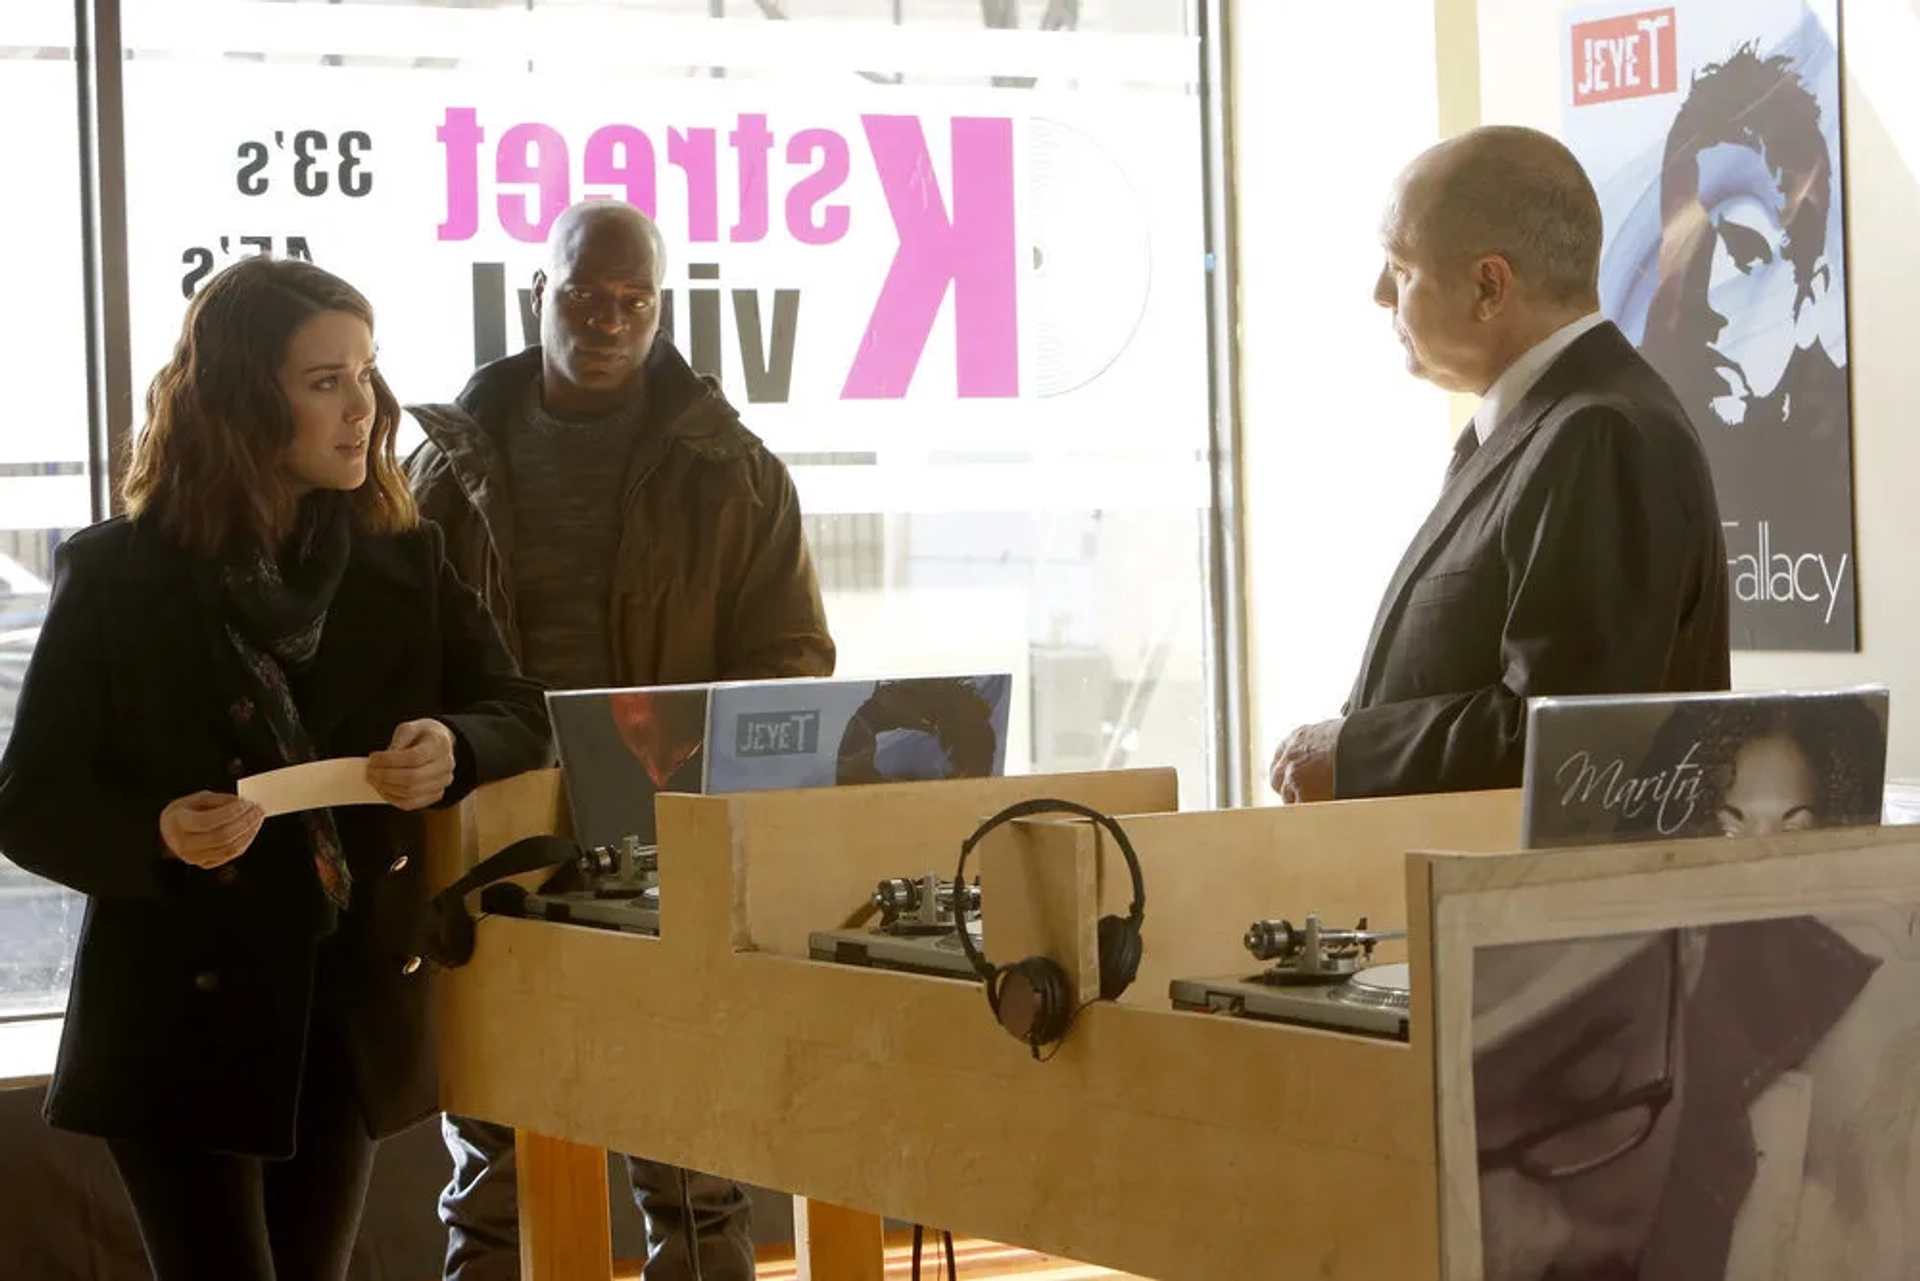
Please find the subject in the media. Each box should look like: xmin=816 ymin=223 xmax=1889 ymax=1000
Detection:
xmin=424 ymin=768 xmax=1920 ymax=1279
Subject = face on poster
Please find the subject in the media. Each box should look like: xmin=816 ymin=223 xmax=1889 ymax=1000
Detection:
xmin=1519 ymin=687 xmax=1889 ymax=849
xmin=115 ymin=61 xmax=1210 ymax=475
xmin=1561 ymin=0 xmax=1856 ymax=653
xmin=1469 ymin=903 xmax=1920 ymax=1281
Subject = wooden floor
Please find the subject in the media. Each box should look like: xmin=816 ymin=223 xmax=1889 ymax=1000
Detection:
xmin=608 ymin=1234 xmax=1145 ymax=1278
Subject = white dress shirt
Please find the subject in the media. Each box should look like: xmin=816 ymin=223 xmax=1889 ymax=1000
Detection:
xmin=1474 ymin=311 xmax=1606 ymax=445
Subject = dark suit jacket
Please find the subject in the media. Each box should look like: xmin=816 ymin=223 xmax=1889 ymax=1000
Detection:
xmin=1336 ymin=322 xmax=1731 ymax=798
xmin=0 ymin=516 xmax=551 ymax=1158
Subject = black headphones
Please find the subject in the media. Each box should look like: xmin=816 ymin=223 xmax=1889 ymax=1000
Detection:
xmin=952 ymin=798 xmax=1147 ymax=1056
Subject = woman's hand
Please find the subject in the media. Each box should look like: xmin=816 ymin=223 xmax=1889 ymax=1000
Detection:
xmin=368 ymin=719 xmax=457 ymax=811
xmin=160 ymin=791 xmax=266 ymax=868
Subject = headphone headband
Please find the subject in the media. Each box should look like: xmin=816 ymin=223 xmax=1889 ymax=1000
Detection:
xmin=952 ymin=797 xmax=1147 ymax=984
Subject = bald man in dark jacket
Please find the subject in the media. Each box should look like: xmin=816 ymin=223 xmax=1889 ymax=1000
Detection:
xmin=1271 ymin=126 xmax=1729 ymax=803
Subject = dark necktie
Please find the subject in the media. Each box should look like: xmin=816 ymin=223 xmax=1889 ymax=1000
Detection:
xmin=1443 ymin=421 xmax=1480 ymax=487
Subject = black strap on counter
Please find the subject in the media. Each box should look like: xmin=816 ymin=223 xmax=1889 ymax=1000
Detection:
xmin=423 ymin=834 xmax=581 ymax=967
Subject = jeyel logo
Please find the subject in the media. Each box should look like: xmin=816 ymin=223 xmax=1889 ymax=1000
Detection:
xmin=736 ymin=710 xmax=822 ymax=757
xmin=1571 ymin=8 xmax=1677 ymax=107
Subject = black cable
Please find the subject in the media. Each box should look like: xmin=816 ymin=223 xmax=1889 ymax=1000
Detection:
xmin=1033 ymin=995 xmax=1103 ymax=1063
xmin=912 ymin=1224 xmax=959 ymax=1279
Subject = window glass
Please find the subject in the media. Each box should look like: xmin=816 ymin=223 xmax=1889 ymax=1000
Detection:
xmin=120 ymin=0 xmax=1220 ymax=802
xmin=1233 ymin=0 xmax=1452 ymax=795
xmin=0 ymin=0 xmax=89 ymax=1018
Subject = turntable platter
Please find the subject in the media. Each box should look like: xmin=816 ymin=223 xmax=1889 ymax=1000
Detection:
xmin=1330 ymin=962 xmax=1411 ymax=1011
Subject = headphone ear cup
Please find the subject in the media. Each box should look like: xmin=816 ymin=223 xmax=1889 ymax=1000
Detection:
xmin=1096 ymin=914 xmax=1143 ymax=1002
xmin=1029 ymin=959 xmax=1073 ymax=1044
xmin=995 ymin=957 xmax=1072 ymax=1046
xmin=981 ymin=967 xmax=1005 ymax=1019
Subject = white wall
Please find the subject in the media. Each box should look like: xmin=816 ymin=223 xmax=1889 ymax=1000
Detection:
xmin=1231 ymin=0 xmax=1453 ymax=800
xmin=1477 ymin=0 xmax=1920 ymax=781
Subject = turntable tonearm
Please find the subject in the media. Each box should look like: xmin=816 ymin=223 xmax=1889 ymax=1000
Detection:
xmin=516 ymin=835 xmax=663 ymax=936
xmin=808 ymin=872 xmax=983 ymax=979
xmin=1169 ymin=913 xmax=1412 ymax=1041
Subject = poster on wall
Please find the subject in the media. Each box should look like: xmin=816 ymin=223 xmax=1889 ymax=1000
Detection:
xmin=1561 ymin=0 xmax=1857 ymax=652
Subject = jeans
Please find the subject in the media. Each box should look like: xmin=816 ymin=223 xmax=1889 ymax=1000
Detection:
xmin=440 ymin=1112 xmax=755 ymax=1281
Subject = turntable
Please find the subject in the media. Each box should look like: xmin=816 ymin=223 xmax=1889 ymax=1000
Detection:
xmin=1168 ymin=913 xmax=1411 ymax=1041
xmin=517 ymin=835 xmax=662 ymax=936
xmin=808 ymin=873 xmax=982 ymax=980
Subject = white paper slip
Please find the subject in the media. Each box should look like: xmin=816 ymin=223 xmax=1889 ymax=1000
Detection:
xmin=238 ymin=758 xmax=383 ymax=817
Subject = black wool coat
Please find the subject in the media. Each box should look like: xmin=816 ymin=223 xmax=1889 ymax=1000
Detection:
xmin=0 ymin=515 xmax=552 ymax=1158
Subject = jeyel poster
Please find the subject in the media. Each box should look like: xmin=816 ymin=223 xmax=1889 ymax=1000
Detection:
xmin=115 ymin=63 xmax=1208 ymax=486
xmin=1561 ymin=1 xmax=1857 ymax=652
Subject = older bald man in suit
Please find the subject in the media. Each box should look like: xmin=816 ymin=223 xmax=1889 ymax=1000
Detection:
xmin=1272 ymin=126 xmax=1730 ymax=803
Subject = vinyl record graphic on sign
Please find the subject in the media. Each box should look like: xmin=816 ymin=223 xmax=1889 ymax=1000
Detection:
xmin=1023 ymin=116 xmax=1153 ymax=397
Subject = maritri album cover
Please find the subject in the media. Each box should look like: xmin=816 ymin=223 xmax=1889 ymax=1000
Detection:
xmin=1519 ymin=685 xmax=1889 ymax=849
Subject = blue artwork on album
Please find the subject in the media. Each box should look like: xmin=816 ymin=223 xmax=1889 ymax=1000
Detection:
xmin=703 ymin=673 xmax=1014 ymax=794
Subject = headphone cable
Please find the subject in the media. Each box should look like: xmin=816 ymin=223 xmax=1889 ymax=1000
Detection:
xmin=910 ymin=1224 xmax=960 ymax=1279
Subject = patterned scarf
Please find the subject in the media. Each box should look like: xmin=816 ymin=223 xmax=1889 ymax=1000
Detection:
xmin=213 ymin=492 xmax=355 ymax=910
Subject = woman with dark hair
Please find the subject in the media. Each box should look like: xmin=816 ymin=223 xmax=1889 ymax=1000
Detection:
xmin=1620 ymin=696 xmax=1885 ymax=840
xmin=1701 ymin=700 xmax=1883 ymax=836
xmin=0 ymin=256 xmax=551 ymax=1281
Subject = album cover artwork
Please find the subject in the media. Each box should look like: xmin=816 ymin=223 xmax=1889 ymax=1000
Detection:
xmin=1519 ymin=686 xmax=1888 ymax=849
xmin=547 ymin=685 xmax=713 ymax=848
xmin=549 ymin=673 xmax=1016 ymax=846
xmin=1469 ymin=904 xmax=1920 ymax=1280
xmin=703 ymin=673 xmax=1014 ymax=794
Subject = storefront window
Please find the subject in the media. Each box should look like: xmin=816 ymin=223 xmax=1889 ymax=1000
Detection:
xmin=119 ymin=0 xmax=1221 ymax=800
xmin=1232 ymin=0 xmax=1451 ymax=790
xmin=0 ymin=0 xmax=90 ymax=1018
